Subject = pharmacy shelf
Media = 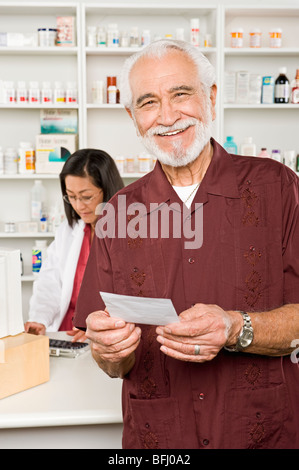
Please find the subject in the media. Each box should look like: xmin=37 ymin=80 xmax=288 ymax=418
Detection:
xmin=0 ymin=174 xmax=58 ymax=179
xmin=224 ymin=104 xmax=299 ymax=109
xmin=85 ymin=46 xmax=217 ymax=56
xmin=0 ymin=104 xmax=79 ymax=109
xmin=0 ymin=232 xmax=55 ymax=238
xmin=224 ymin=47 xmax=299 ymax=56
xmin=86 ymin=103 xmax=123 ymax=109
xmin=0 ymin=47 xmax=78 ymax=56
xmin=21 ymin=275 xmax=36 ymax=282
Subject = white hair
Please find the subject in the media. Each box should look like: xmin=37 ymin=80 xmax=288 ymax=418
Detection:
xmin=119 ymin=39 xmax=216 ymax=111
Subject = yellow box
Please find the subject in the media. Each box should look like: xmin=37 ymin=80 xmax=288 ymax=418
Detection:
xmin=0 ymin=333 xmax=49 ymax=400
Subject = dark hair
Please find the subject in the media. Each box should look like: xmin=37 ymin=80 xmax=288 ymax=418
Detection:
xmin=59 ymin=148 xmax=124 ymax=226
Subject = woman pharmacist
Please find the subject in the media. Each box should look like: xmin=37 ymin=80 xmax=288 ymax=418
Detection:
xmin=24 ymin=148 xmax=124 ymax=342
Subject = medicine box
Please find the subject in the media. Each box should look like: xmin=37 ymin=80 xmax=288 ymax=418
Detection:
xmin=35 ymin=134 xmax=78 ymax=174
xmin=40 ymin=109 xmax=78 ymax=134
xmin=262 ymin=76 xmax=275 ymax=104
xmin=56 ymin=16 xmax=76 ymax=46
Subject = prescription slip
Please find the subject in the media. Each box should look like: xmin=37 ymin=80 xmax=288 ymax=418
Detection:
xmin=100 ymin=292 xmax=179 ymax=326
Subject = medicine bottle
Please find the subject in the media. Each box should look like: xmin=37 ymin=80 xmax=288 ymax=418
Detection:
xmin=240 ymin=137 xmax=256 ymax=157
xmin=249 ymin=29 xmax=262 ymax=48
xmin=275 ymin=67 xmax=289 ymax=104
xmin=4 ymin=81 xmax=16 ymax=103
xmin=291 ymin=69 xmax=299 ymax=104
xmin=32 ymin=240 xmax=47 ymax=275
xmin=271 ymin=149 xmax=282 ymax=163
xmin=18 ymin=141 xmax=35 ymax=174
xmin=41 ymin=81 xmax=52 ymax=104
xmin=54 ymin=81 xmax=66 ymax=104
xmin=28 ymin=81 xmax=40 ymax=104
xmin=230 ymin=28 xmax=243 ymax=48
xmin=257 ymin=148 xmax=270 ymax=158
xmin=141 ymin=30 xmax=151 ymax=47
xmin=16 ymin=81 xmax=28 ymax=104
xmin=97 ymin=27 xmax=106 ymax=47
xmin=269 ymin=28 xmax=282 ymax=48
xmin=87 ymin=26 xmax=97 ymax=47
xmin=66 ymin=81 xmax=77 ymax=103
xmin=190 ymin=19 xmax=200 ymax=47
xmin=31 ymin=180 xmax=46 ymax=222
xmin=106 ymin=76 xmax=119 ymax=103
xmin=92 ymin=80 xmax=104 ymax=104
xmin=4 ymin=147 xmax=18 ymax=174
xmin=130 ymin=27 xmax=139 ymax=47
xmin=223 ymin=136 xmax=238 ymax=154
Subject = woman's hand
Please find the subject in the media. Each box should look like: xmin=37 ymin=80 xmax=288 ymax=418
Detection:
xmin=24 ymin=321 xmax=46 ymax=336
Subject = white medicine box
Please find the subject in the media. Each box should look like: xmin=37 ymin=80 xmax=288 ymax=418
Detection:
xmin=35 ymin=134 xmax=78 ymax=174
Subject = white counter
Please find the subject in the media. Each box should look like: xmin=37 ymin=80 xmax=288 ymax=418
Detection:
xmin=0 ymin=333 xmax=123 ymax=449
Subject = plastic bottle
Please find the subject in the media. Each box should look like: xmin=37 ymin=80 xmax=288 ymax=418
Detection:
xmin=54 ymin=81 xmax=66 ymax=104
xmin=190 ymin=19 xmax=200 ymax=47
xmin=92 ymin=80 xmax=104 ymax=104
xmin=4 ymin=147 xmax=18 ymax=174
xmin=275 ymin=67 xmax=289 ymax=104
xmin=66 ymin=81 xmax=77 ymax=103
xmin=0 ymin=146 xmax=3 ymax=174
xmin=18 ymin=141 xmax=35 ymax=174
xmin=269 ymin=28 xmax=282 ymax=48
xmin=257 ymin=148 xmax=270 ymax=158
xmin=230 ymin=28 xmax=243 ymax=48
xmin=97 ymin=27 xmax=106 ymax=47
xmin=4 ymin=81 xmax=16 ymax=103
xmin=249 ymin=29 xmax=262 ymax=48
xmin=223 ymin=136 xmax=238 ymax=154
xmin=130 ymin=27 xmax=139 ymax=47
xmin=240 ymin=137 xmax=256 ymax=157
xmin=141 ymin=30 xmax=151 ymax=47
xmin=32 ymin=240 xmax=47 ymax=275
xmin=41 ymin=81 xmax=52 ymax=104
xmin=31 ymin=180 xmax=46 ymax=222
xmin=284 ymin=150 xmax=296 ymax=170
xmin=271 ymin=149 xmax=282 ymax=163
xmin=16 ymin=81 xmax=27 ymax=104
xmin=291 ymin=69 xmax=299 ymax=104
xmin=28 ymin=81 xmax=40 ymax=104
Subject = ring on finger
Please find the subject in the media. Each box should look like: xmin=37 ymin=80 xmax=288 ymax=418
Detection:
xmin=194 ymin=344 xmax=200 ymax=356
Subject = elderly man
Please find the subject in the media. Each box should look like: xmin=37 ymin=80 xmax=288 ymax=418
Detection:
xmin=74 ymin=40 xmax=299 ymax=449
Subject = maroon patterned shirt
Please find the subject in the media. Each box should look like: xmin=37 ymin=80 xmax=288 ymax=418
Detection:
xmin=74 ymin=139 xmax=299 ymax=449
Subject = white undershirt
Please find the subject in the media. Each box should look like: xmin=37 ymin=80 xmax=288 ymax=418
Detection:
xmin=172 ymin=183 xmax=199 ymax=209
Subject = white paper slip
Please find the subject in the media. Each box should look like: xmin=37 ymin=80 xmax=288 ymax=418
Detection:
xmin=99 ymin=291 xmax=179 ymax=326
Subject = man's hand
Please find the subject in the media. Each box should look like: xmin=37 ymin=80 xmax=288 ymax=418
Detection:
xmin=86 ymin=310 xmax=142 ymax=378
xmin=156 ymin=303 xmax=242 ymax=362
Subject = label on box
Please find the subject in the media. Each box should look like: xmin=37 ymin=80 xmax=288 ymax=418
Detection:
xmin=35 ymin=134 xmax=78 ymax=174
xmin=40 ymin=109 xmax=78 ymax=134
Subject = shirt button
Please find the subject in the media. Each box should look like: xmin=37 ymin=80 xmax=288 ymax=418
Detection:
xmin=145 ymin=423 xmax=150 ymax=428
xmin=199 ymin=393 xmax=205 ymax=400
xmin=203 ymin=439 xmax=209 ymax=446
xmin=188 ymin=257 xmax=195 ymax=264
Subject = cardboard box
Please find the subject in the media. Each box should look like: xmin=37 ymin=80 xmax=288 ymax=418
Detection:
xmin=36 ymin=134 xmax=78 ymax=174
xmin=0 ymin=333 xmax=49 ymax=400
xmin=40 ymin=109 xmax=78 ymax=134
xmin=56 ymin=16 xmax=76 ymax=46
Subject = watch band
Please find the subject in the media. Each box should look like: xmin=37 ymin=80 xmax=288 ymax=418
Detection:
xmin=225 ymin=311 xmax=254 ymax=352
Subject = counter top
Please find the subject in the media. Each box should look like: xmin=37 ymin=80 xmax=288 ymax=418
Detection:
xmin=0 ymin=333 xmax=123 ymax=429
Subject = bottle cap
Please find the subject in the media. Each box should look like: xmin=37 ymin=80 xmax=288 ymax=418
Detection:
xmin=279 ymin=67 xmax=287 ymax=74
xmin=107 ymin=76 xmax=117 ymax=87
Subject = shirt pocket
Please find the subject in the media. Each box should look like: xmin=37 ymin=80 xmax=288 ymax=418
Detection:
xmin=111 ymin=237 xmax=167 ymax=299
xmin=123 ymin=396 xmax=183 ymax=449
xmin=223 ymin=384 xmax=289 ymax=449
xmin=220 ymin=227 xmax=283 ymax=310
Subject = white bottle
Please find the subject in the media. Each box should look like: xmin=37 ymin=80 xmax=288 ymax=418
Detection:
xmin=18 ymin=141 xmax=35 ymax=174
xmin=4 ymin=147 xmax=18 ymax=174
xmin=41 ymin=81 xmax=53 ymax=104
xmin=240 ymin=137 xmax=257 ymax=157
xmin=4 ymin=81 xmax=16 ymax=104
xmin=32 ymin=240 xmax=47 ymax=275
xmin=92 ymin=80 xmax=104 ymax=104
xmin=54 ymin=81 xmax=66 ymax=104
xmin=190 ymin=18 xmax=200 ymax=47
xmin=0 ymin=146 xmax=4 ymax=174
xmin=66 ymin=81 xmax=77 ymax=103
xmin=107 ymin=85 xmax=117 ymax=104
xmin=28 ymin=81 xmax=40 ymax=104
xmin=31 ymin=180 xmax=45 ymax=222
xmin=16 ymin=81 xmax=28 ymax=104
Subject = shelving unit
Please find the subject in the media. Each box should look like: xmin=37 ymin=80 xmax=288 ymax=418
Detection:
xmin=220 ymin=5 xmax=299 ymax=153
xmin=0 ymin=2 xmax=298 ymax=320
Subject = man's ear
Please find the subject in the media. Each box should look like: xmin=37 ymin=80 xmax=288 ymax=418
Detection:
xmin=125 ymin=107 xmax=133 ymax=120
xmin=210 ymin=84 xmax=217 ymax=121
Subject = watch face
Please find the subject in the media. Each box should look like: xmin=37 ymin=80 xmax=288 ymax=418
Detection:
xmin=239 ymin=329 xmax=254 ymax=348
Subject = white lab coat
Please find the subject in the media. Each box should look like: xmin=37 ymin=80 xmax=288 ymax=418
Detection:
xmin=28 ymin=219 xmax=86 ymax=331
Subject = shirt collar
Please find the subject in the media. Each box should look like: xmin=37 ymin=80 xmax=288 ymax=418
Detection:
xmin=146 ymin=138 xmax=240 ymax=211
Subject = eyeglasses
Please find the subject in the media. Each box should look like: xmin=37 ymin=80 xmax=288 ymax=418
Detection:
xmin=63 ymin=191 xmax=102 ymax=205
